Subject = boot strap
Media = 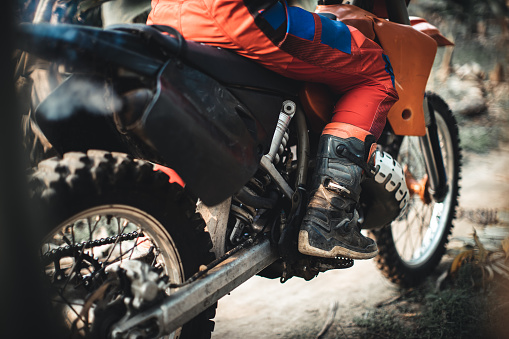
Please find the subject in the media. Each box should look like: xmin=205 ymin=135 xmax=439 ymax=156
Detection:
xmin=336 ymin=146 xmax=377 ymax=178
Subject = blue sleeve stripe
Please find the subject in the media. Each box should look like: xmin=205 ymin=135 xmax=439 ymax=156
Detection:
xmin=260 ymin=1 xmax=286 ymax=30
xmin=287 ymin=6 xmax=315 ymax=41
xmin=319 ymin=15 xmax=352 ymax=55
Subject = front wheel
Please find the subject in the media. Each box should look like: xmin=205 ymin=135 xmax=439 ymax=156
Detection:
xmin=31 ymin=150 xmax=216 ymax=338
xmin=373 ymin=93 xmax=461 ymax=287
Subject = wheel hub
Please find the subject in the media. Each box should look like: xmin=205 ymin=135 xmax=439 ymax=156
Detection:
xmin=404 ymin=165 xmax=431 ymax=204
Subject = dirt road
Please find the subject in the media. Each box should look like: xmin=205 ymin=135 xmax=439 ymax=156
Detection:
xmin=211 ymin=146 xmax=509 ymax=338
xmin=213 ymin=260 xmax=397 ymax=338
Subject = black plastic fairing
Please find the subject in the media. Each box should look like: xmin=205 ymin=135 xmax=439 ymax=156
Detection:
xmin=139 ymin=60 xmax=280 ymax=205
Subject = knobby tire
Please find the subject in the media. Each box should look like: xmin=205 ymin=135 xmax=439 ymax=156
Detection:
xmin=31 ymin=150 xmax=217 ymax=338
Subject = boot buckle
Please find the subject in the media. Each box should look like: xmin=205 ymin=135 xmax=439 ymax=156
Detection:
xmin=324 ymin=178 xmax=351 ymax=197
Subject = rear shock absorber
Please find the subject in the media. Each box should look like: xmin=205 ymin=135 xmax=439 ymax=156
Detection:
xmin=266 ymin=100 xmax=296 ymax=165
xmin=229 ymin=101 xmax=296 ymax=244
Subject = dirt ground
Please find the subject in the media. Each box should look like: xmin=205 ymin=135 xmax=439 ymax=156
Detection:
xmin=211 ymin=145 xmax=509 ymax=339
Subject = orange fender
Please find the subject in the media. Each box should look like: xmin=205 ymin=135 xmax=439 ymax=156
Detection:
xmin=373 ymin=17 xmax=437 ymax=136
xmin=310 ymin=4 xmax=438 ymax=136
xmin=410 ymin=16 xmax=454 ymax=47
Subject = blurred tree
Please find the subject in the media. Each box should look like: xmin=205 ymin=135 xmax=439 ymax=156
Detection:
xmin=445 ymin=0 xmax=508 ymax=36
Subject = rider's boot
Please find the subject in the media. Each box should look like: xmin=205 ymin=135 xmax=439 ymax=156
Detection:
xmin=298 ymin=123 xmax=378 ymax=260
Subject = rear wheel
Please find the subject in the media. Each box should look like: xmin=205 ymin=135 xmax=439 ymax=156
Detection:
xmin=373 ymin=93 xmax=461 ymax=287
xmin=32 ymin=150 xmax=216 ymax=338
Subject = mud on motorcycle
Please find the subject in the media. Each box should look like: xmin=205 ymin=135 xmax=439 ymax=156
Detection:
xmin=14 ymin=0 xmax=461 ymax=337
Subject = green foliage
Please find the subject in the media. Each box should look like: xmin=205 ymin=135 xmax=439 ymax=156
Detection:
xmin=354 ymin=310 xmax=413 ymax=339
xmin=458 ymin=125 xmax=499 ymax=153
xmin=353 ymin=267 xmax=493 ymax=339
xmin=432 ymin=0 xmax=509 ymax=21
xmin=418 ymin=287 xmax=487 ymax=338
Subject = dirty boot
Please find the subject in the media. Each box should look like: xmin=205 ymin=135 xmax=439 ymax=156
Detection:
xmin=298 ymin=125 xmax=378 ymax=260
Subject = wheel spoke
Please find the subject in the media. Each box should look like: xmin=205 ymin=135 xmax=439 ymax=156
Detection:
xmin=129 ymin=231 xmax=143 ymax=260
xmin=88 ymin=216 xmax=100 ymax=258
xmin=107 ymin=237 xmax=152 ymax=265
xmin=44 ymin=217 xmax=175 ymax=336
xmin=55 ymin=288 xmax=87 ymax=326
xmin=103 ymin=217 xmax=130 ymax=265
xmin=394 ymin=201 xmax=421 ymax=248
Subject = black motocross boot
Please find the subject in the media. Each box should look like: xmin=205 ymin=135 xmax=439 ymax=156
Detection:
xmin=298 ymin=129 xmax=378 ymax=260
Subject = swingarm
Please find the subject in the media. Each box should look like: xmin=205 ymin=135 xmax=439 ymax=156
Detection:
xmin=111 ymin=238 xmax=278 ymax=338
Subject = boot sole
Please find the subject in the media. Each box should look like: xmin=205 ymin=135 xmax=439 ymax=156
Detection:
xmin=298 ymin=230 xmax=378 ymax=260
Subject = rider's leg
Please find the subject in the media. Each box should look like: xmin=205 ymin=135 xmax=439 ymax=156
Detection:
xmin=298 ymin=122 xmax=379 ymax=259
xmin=297 ymin=79 xmax=397 ymax=259
xmin=148 ymin=0 xmax=399 ymax=259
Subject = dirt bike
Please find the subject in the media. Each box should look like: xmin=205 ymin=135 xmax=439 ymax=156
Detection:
xmin=15 ymin=0 xmax=461 ymax=337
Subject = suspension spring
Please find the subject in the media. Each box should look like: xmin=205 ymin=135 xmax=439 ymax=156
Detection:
xmin=266 ymin=100 xmax=296 ymax=164
xmin=274 ymin=130 xmax=289 ymax=165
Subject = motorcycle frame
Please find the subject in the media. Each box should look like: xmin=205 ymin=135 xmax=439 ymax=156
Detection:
xmin=111 ymin=0 xmax=450 ymax=330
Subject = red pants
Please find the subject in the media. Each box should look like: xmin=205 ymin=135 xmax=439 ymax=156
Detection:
xmin=147 ymin=0 xmax=398 ymax=139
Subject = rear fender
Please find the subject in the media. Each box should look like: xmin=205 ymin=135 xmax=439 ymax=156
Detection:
xmin=373 ymin=17 xmax=437 ymax=136
xmin=36 ymin=62 xmax=269 ymax=206
xmin=410 ymin=17 xmax=454 ymax=47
